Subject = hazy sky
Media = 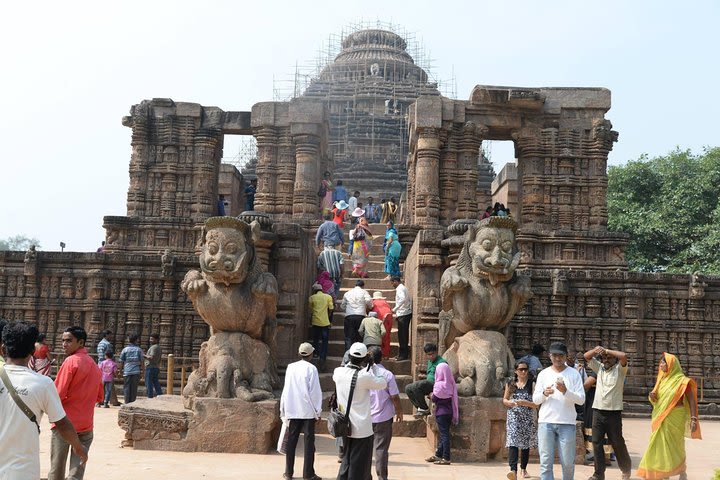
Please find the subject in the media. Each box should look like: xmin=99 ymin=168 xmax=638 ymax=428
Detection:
xmin=1 ymin=1 xmax=717 ymax=252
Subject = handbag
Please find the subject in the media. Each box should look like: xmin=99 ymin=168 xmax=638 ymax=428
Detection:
xmin=0 ymin=366 xmax=41 ymax=433
xmin=326 ymin=368 xmax=359 ymax=438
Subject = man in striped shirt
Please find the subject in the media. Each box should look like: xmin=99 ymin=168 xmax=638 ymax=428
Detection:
xmin=318 ymin=244 xmax=344 ymax=296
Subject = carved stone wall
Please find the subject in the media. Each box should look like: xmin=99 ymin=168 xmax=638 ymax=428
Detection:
xmin=0 ymin=250 xmax=207 ymax=359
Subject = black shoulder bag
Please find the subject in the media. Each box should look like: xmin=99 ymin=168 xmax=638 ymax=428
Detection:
xmin=0 ymin=366 xmax=41 ymax=433
xmin=327 ymin=368 xmax=359 ymax=438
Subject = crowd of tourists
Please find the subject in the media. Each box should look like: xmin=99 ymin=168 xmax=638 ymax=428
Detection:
xmin=281 ymin=324 xmax=701 ymax=480
xmin=0 ymin=319 xmax=164 ymax=479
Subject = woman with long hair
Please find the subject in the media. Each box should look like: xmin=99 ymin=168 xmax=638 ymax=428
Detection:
xmin=503 ymin=360 xmax=539 ymax=479
xmin=28 ymin=333 xmax=54 ymax=376
xmin=637 ymin=353 xmax=701 ymax=480
xmin=426 ymin=362 xmax=459 ymax=465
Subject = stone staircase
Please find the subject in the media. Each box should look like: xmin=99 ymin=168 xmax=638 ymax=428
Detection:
xmin=313 ymin=222 xmax=426 ymax=437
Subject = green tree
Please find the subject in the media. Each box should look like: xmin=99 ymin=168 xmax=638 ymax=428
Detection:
xmin=607 ymin=147 xmax=720 ymax=274
xmin=0 ymin=235 xmax=41 ymax=251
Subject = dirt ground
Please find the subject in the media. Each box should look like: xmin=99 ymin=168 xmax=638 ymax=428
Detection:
xmin=37 ymin=407 xmax=716 ymax=480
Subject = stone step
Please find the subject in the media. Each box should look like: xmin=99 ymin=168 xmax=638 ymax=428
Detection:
xmin=318 ymin=356 xmax=412 ymax=377
xmin=341 ymin=277 xmax=395 ymax=290
xmin=337 ymin=287 xmax=396 ymax=302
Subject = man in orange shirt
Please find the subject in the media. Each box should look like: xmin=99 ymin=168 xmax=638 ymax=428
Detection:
xmin=48 ymin=326 xmax=103 ymax=480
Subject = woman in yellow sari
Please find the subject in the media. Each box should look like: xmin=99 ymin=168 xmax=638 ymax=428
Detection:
xmin=637 ymin=353 xmax=701 ymax=480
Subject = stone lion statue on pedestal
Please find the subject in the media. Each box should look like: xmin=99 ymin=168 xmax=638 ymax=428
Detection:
xmin=181 ymin=216 xmax=279 ymax=403
xmin=440 ymin=217 xmax=532 ymax=397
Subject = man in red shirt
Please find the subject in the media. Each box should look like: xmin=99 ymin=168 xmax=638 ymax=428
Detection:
xmin=48 ymin=326 xmax=103 ymax=480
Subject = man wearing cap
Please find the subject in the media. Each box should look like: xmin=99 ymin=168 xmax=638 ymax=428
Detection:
xmin=280 ymin=342 xmax=323 ymax=480
xmin=583 ymin=345 xmax=631 ymax=480
xmin=308 ymin=283 xmax=334 ymax=371
xmin=340 ymin=280 xmax=373 ymax=350
xmin=368 ymin=346 xmax=403 ymax=480
xmin=390 ymin=276 xmax=412 ymax=361
xmin=358 ymin=311 xmax=386 ymax=349
xmin=315 ymin=213 xmax=345 ymax=249
xmin=333 ymin=342 xmax=388 ymax=480
xmin=520 ymin=343 xmax=545 ymax=377
xmin=532 ymin=341 xmax=586 ymax=480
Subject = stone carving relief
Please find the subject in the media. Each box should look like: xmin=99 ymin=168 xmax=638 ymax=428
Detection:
xmin=161 ymin=249 xmax=176 ymax=277
xmin=181 ymin=216 xmax=279 ymax=404
xmin=440 ymin=217 xmax=533 ymax=397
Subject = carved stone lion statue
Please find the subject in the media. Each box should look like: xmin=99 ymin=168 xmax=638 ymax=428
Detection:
xmin=440 ymin=217 xmax=532 ymax=349
xmin=439 ymin=217 xmax=532 ymax=398
xmin=181 ymin=216 xmax=279 ymax=403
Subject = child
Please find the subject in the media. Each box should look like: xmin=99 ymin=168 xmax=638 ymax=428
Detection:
xmin=426 ymin=363 xmax=459 ymax=465
xmin=99 ymin=351 xmax=118 ymax=408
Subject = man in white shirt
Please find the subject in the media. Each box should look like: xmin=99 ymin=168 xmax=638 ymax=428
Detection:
xmin=0 ymin=321 xmax=88 ymax=480
xmin=583 ymin=345 xmax=631 ymax=480
xmin=340 ymin=280 xmax=372 ymax=350
xmin=333 ymin=342 xmax=388 ymax=480
xmin=532 ymin=341 xmax=585 ymax=480
xmin=280 ymin=342 xmax=323 ymax=480
xmin=390 ymin=276 xmax=412 ymax=360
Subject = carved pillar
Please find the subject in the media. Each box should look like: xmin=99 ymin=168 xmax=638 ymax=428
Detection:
xmin=292 ymin=133 xmax=321 ymax=219
xmin=276 ymin=129 xmax=296 ymax=216
xmin=438 ymin=127 xmax=456 ymax=224
xmin=253 ymin=126 xmax=278 ymax=214
xmin=414 ymin=128 xmax=441 ymax=226
xmin=456 ymin=122 xmax=486 ymax=220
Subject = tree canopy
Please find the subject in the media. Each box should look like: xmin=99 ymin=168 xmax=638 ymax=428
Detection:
xmin=607 ymin=147 xmax=720 ymax=274
xmin=0 ymin=235 xmax=41 ymax=251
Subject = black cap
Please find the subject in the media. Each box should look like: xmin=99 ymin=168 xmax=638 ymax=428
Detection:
xmin=548 ymin=342 xmax=568 ymax=355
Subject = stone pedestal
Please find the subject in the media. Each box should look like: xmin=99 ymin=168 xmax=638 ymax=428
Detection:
xmin=425 ymin=397 xmax=585 ymax=463
xmin=426 ymin=396 xmax=507 ymax=462
xmin=118 ymin=395 xmax=280 ymax=453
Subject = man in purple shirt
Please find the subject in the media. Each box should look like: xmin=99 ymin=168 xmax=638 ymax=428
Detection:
xmin=368 ymin=346 xmax=403 ymax=480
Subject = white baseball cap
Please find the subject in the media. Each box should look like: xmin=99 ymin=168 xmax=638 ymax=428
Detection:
xmin=348 ymin=342 xmax=368 ymax=358
xmin=298 ymin=342 xmax=315 ymax=356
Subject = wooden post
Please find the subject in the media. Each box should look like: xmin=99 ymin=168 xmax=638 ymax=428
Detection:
xmin=180 ymin=366 xmax=186 ymax=393
xmin=166 ymin=354 xmax=174 ymax=395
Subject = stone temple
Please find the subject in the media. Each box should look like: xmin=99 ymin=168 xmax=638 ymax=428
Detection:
xmin=1 ymin=25 xmax=719 ymax=456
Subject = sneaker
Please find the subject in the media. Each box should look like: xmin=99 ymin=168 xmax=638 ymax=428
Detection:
xmin=303 ymin=476 xmax=322 ymax=480
xmin=413 ymin=408 xmax=430 ymax=418
xmin=434 ymin=459 xmax=451 ymax=465
xmin=425 ymin=455 xmax=439 ymax=462
xmin=507 ymin=472 xmax=517 ymax=480
xmin=103 ymin=403 xmax=110 ymax=408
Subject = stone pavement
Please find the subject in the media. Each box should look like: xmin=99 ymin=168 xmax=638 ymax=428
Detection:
xmin=36 ymin=407 xmax=716 ymax=479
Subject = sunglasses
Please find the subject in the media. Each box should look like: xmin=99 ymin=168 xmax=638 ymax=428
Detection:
xmin=516 ymin=367 xmax=528 ymax=371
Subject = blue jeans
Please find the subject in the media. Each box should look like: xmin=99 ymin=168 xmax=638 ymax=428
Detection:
xmin=435 ymin=414 xmax=452 ymax=461
xmin=538 ymin=423 xmax=576 ymax=480
xmin=311 ymin=325 xmax=329 ymax=361
xmin=145 ymin=366 xmax=163 ymax=398
xmin=103 ymin=381 xmax=113 ymax=405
